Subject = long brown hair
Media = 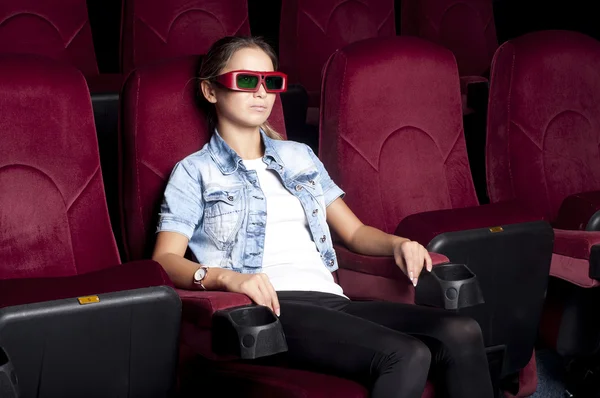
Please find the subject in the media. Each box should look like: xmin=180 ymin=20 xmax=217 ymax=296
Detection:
xmin=197 ymin=36 xmax=283 ymax=140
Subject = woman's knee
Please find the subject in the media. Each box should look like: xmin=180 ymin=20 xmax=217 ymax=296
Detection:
xmin=382 ymin=338 xmax=431 ymax=374
xmin=440 ymin=315 xmax=485 ymax=348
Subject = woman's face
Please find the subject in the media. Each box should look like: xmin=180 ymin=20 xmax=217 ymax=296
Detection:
xmin=204 ymin=47 xmax=276 ymax=130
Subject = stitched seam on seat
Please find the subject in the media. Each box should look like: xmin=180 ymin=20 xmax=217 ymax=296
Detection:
xmin=140 ymin=159 xmax=165 ymax=180
xmin=133 ymin=73 xmax=146 ymax=241
xmin=66 ymin=165 xmax=100 ymax=211
xmin=506 ymin=44 xmax=516 ymax=200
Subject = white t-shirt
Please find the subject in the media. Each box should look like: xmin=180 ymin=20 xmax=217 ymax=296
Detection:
xmin=242 ymin=158 xmax=345 ymax=297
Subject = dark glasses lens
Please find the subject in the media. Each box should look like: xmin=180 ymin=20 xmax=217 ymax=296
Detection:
xmin=236 ymin=74 xmax=259 ymax=89
xmin=265 ymin=75 xmax=284 ymax=90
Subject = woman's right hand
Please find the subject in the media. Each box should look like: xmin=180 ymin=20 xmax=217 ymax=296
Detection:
xmin=221 ymin=272 xmax=280 ymax=316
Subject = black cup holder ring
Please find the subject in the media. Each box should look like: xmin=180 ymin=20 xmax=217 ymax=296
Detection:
xmin=414 ymin=263 xmax=485 ymax=310
xmin=212 ymin=304 xmax=288 ymax=359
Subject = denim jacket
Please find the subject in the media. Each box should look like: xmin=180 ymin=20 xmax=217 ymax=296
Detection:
xmin=157 ymin=130 xmax=345 ymax=274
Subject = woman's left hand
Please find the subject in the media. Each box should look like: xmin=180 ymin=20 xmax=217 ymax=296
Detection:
xmin=393 ymin=240 xmax=432 ymax=287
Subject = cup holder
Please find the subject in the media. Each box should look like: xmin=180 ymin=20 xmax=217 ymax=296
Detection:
xmin=212 ymin=305 xmax=288 ymax=359
xmin=415 ymin=263 xmax=484 ymax=310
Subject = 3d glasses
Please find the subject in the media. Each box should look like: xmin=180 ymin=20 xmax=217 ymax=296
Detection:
xmin=215 ymin=70 xmax=288 ymax=93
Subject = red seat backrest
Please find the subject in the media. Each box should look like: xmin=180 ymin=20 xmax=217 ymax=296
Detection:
xmin=119 ymin=56 xmax=287 ymax=260
xmin=120 ymin=0 xmax=252 ymax=74
xmin=0 ymin=54 xmax=119 ymax=280
xmin=320 ymin=36 xmax=478 ymax=234
xmin=401 ymin=0 xmax=497 ymax=77
xmin=0 ymin=0 xmax=98 ymax=77
xmin=279 ymin=0 xmax=395 ymax=106
xmin=487 ymin=30 xmax=600 ymax=222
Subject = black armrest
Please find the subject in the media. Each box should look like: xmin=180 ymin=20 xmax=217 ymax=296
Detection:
xmin=587 ymin=211 xmax=600 ymax=231
xmin=0 ymin=347 xmax=19 ymax=398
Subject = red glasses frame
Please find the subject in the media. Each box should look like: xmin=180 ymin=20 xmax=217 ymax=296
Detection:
xmin=215 ymin=70 xmax=288 ymax=93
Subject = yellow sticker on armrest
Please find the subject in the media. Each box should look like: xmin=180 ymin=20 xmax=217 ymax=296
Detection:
xmin=489 ymin=226 xmax=504 ymax=233
xmin=78 ymin=295 xmax=100 ymax=305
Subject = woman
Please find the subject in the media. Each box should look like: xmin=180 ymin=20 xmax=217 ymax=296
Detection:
xmin=153 ymin=36 xmax=494 ymax=398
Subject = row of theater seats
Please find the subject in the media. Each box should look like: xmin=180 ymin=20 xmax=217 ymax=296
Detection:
xmin=0 ymin=0 xmax=502 ymax=241
xmin=0 ymin=0 xmax=498 ymax=97
xmin=2 ymin=25 xmax=600 ymax=398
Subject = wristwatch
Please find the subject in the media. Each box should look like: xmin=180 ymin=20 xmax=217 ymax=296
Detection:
xmin=193 ymin=266 xmax=208 ymax=290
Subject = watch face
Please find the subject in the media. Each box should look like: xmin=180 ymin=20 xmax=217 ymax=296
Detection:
xmin=194 ymin=267 xmax=206 ymax=282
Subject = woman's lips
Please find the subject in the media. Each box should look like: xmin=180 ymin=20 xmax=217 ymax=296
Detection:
xmin=250 ymin=105 xmax=267 ymax=112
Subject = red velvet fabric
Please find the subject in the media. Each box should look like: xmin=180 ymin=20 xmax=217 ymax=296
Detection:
xmin=395 ymin=200 xmax=546 ymax=246
xmin=487 ymin=31 xmax=600 ymax=223
xmin=0 ymin=54 xmax=120 ymax=280
xmin=279 ymin=0 xmax=395 ymax=106
xmin=0 ymin=260 xmax=172 ymax=308
xmin=336 ymin=245 xmax=449 ymax=280
xmin=401 ymin=0 xmax=497 ymax=78
xmin=199 ymin=361 xmax=373 ymax=397
xmin=555 ymin=190 xmax=600 ymax=230
xmin=335 ymin=246 xmax=448 ymax=303
xmin=504 ymin=355 xmax=538 ymax=398
xmin=120 ymin=0 xmax=251 ymax=74
xmin=320 ymin=36 xmax=478 ymax=235
xmin=547 ymin=229 xmax=600 ymax=288
xmin=554 ymin=229 xmax=600 ymax=260
xmin=0 ymin=0 xmax=98 ymax=77
xmin=178 ymin=290 xmax=252 ymax=329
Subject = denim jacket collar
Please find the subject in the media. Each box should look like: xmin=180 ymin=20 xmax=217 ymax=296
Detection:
xmin=208 ymin=129 xmax=285 ymax=175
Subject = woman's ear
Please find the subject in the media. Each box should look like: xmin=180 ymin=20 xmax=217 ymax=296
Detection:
xmin=200 ymin=80 xmax=218 ymax=104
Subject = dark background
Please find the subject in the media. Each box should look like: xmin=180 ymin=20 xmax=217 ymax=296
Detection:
xmin=87 ymin=0 xmax=600 ymax=73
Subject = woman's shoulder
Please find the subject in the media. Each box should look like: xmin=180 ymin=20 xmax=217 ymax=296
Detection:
xmin=175 ymin=144 xmax=211 ymax=167
xmin=271 ymin=138 xmax=312 ymax=158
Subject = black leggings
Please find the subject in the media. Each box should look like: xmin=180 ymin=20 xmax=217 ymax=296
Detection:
xmin=273 ymin=291 xmax=494 ymax=398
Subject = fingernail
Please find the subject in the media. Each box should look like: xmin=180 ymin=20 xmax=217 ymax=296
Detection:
xmin=409 ymin=271 xmax=414 ymax=280
xmin=276 ymin=309 xmax=281 ymax=316
xmin=413 ymin=278 xmax=418 ymax=287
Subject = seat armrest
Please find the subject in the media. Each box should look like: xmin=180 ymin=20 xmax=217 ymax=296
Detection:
xmin=335 ymin=244 xmax=449 ymax=280
xmin=552 ymin=229 xmax=600 ymax=286
xmin=554 ymin=190 xmax=600 ymax=231
xmin=395 ymin=200 xmax=545 ymax=246
xmin=0 ymin=260 xmax=171 ymax=308
xmin=178 ymin=290 xmax=252 ymax=329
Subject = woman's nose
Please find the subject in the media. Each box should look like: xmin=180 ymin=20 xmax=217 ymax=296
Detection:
xmin=254 ymin=82 xmax=267 ymax=98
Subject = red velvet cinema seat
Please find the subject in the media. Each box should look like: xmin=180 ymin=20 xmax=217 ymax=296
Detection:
xmin=400 ymin=0 xmax=498 ymax=203
xmin=486 ymin=30 xmax=600 ymax=360
xmin=319 ymin=36 xmax=554 ymax=397
xmin=0 ymin=0 xmax=126 ymax=252
xmin=278 ymin=0 xmax=395 ymax=123
xmin=120 ymin=0 xmax=251 ymax=75
xmin=401 ymin=0 xmax=497 ymax=111
xmin=0 ymin=54 xmax=180 ymax=397
xmin=118 ymin=55 xmax=441 ymax=397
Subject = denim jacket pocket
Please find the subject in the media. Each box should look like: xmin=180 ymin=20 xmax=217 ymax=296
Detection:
xmin=203 ymin=186 xmax=244 ymax=250
xmin=294 ymin=169 xmax=325 ymax=211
